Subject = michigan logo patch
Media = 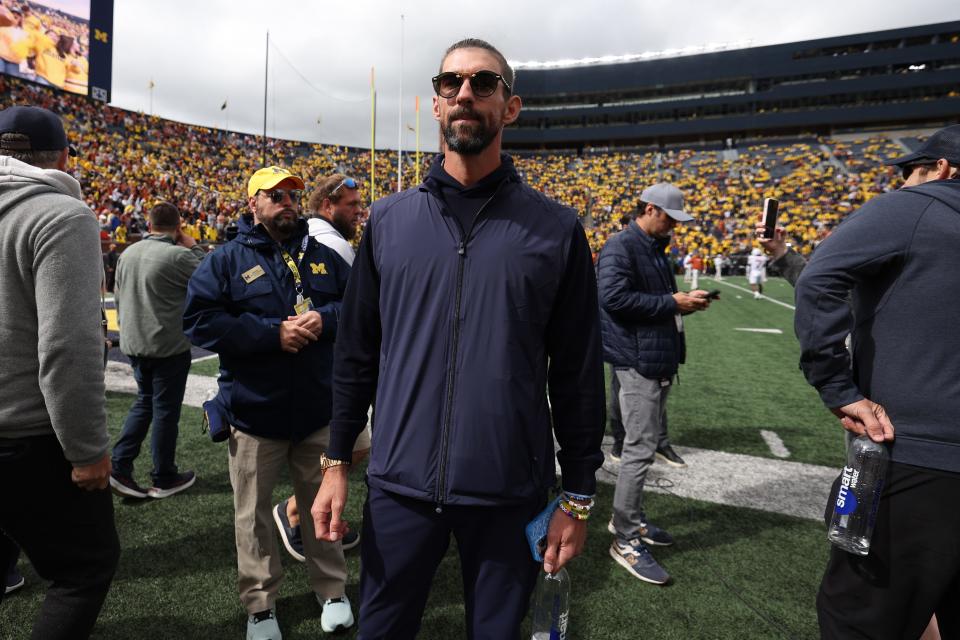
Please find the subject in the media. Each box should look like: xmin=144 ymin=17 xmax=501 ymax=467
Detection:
xmin=310 ymin=263 xmax=327 ymax=275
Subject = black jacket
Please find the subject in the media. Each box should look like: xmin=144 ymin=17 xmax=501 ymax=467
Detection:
xmin=327 ymin=154 xmax=605 ymax=506
xmin=598 ymin=222 xmax=684 ymax=378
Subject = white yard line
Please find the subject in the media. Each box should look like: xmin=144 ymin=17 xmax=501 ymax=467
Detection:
xmin=191 ymin=353 xmax=219 ymax=363
xmin=760 ymin=430 xmax=792 ymax=458
xmin=734 ymin=328 xmax=783 ymax=334
xmin=703 ymin=277 xmax=796 ymax=311
xmin=597 ymin=441 xmax=833 ymax=522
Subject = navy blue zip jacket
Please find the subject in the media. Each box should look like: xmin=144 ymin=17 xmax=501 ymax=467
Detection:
xmin=327 ymin=154 xmax=605 ymax=506
xmin=597 ymin=223 xmax=684 ymax=378
xmin=183 ymin=215 xmax=349 ymax=441
xmin=795 ymin=178 xmax=960 ymax=473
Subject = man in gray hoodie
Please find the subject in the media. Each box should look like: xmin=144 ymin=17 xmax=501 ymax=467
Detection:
xmin=0 ymin=106 xmax=119 ymax=639
xmin=795 ymin=125 xmax=960 ymax=639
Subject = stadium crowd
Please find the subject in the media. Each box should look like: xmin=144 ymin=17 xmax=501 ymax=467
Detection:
xmin=0 ymin=71 xmax=908 ymax=265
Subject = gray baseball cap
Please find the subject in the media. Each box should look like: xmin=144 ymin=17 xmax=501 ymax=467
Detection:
xmin=640 ymin=182 xmax=693 ymax=222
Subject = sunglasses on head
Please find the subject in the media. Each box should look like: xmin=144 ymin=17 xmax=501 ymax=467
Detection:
xmin=900 ymin=162 xmax=938 ymax=181
xmin=331 ymin=177 xmax=359 ymax=196
xmin=259 ymin=188 xmax=303 ymax=203
xmin=431 ymin=70 xmax=511 ymax=99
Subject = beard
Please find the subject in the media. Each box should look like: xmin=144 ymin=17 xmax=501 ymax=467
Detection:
xmin=331 ymin=210 xmax=357 ymax=241
xmin=442 ymin=107 xmax=497 ymax=155
xmin=260 ymin=207 xmax=299 ymax=239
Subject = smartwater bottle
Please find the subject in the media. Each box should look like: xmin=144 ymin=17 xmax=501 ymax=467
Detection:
xmin=530 ymin=567 xmax=569 ymax=640
xmin=826 ymin=435 xmax=889 ymax=556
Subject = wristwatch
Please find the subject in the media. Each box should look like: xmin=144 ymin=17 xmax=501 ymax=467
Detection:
xmin=320 ymin=453 xmax=351 ymax=470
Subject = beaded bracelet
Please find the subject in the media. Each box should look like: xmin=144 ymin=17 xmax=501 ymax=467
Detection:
xmin=561 ymin=493 xmax=595 ymax=512
xmin=558 ymin=498 xmax=591 ymax=521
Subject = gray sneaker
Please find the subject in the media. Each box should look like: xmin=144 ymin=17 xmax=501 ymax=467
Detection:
xmin=609 ymin=538 xmax=670 ymax=585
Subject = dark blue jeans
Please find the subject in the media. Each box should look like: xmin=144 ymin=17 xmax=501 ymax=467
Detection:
xmin=0 ymin=435 xmax=119 ymax=639
xmin=111 ymin=351 xmax=191 ymax=484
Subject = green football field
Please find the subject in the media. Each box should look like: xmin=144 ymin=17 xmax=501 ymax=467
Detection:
xmin=2 ymin=276 xmax=846 ymax=639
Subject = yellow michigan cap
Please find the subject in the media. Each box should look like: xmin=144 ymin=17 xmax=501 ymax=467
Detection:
xmin=247 ymin=166 xmax=305 ymax=198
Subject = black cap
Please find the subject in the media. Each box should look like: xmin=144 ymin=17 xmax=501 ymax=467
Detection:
xmin=885 ymin=124 xmax=960 ymax=167
xmin=0 ymin=106 xmax=77 ymax=156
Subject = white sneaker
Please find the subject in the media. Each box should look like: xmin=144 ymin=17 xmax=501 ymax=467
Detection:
xmin=246 ymin=608 xmax=281 ymax=640
xmin=318 ymin=594 xmax=355 ymax=632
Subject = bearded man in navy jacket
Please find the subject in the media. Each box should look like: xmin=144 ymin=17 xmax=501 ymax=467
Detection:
xmin=311 ymin=38 xmax=605 ymax=638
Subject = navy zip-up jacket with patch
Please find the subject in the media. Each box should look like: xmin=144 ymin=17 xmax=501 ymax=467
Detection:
xmin=327 ymin=154 xmax=605 ymax=506
xmin=183 ymin=215 xmax=349 ymax=441
xmin=795 ymin=178 xmax=960 ymax=473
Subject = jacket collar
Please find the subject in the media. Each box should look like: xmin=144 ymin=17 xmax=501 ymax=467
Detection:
xmin=422 ymin=153 xmax=518 ymax=197
xmin=628 ymin=220 xmax=671 ymax=253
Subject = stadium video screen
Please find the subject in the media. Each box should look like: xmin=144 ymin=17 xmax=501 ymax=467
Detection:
xmin=0 ymin=0 xmax=113 ymax=101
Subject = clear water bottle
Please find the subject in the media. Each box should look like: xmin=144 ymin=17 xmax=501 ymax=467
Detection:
xmin=530 ymin=567 xmax=569 ymax=640
xmin=826 ymin=435 xmax=889 ymax=556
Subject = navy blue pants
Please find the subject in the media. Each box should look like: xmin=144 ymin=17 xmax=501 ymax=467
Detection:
xmin=0 ymin=435 xmax=119 ymax=639
xmin=112 ymin=351 xmax=191 ymax=484
xmin=357 ymin=484 xmax=544 ymax=640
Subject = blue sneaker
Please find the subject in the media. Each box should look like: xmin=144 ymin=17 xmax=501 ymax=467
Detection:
xmin=607 ymin=516 xmax=674 ymax=547
xmin=609 ymin=538 xmax=670 ymax=585
xmin=272 ymin=499 xmax=305 ymax=562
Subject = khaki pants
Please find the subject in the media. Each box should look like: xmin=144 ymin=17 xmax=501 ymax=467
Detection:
xmin=228 ymin=426 xmax=347 ymax=613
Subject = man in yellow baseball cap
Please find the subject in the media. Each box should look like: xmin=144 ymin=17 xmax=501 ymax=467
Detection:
xmin=185 ymin=164 xmax=355 ymax=637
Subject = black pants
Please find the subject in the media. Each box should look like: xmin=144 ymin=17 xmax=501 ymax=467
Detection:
xmin=0 ymin=435 xmax=120 ymax=640
xmin=357 ymin=484 xmax=544 ymax=640
xmin=818 ymin=461 xmax=960 ymax=640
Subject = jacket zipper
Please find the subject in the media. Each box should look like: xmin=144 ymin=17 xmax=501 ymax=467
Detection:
xmin=434 ymin=183 xmax=506 ymax=512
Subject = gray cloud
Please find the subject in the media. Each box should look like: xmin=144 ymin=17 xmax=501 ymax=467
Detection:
xmin=110 ymin=0 xmax=960 ymax=152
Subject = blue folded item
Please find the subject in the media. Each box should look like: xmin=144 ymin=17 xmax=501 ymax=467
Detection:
xmin=525 ymin=496 xmax=560 ymax=562
xmin=202 ymin=398 xmax=229 ymax=443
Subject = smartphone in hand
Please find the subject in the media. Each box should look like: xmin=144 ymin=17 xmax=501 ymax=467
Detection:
xmin=762 ymin=198 xmax=780 ymax=239
xmin=705 ymin=289 xmax=721 ymax=300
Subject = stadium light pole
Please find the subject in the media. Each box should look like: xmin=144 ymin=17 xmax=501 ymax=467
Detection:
xmin=262 ymin=30 xmax=269 ymax=166
xmin=397 ymin=14 xmax=404 ymax=192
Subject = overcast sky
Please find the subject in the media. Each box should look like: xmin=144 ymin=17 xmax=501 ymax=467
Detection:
xmin=109 ymin=0 xmax=960 ymax=152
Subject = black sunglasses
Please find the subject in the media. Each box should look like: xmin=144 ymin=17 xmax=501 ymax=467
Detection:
xmin=331 ymin=177 xmax=359 ymax=196
xmin=259 ymin=188 xmax=303 ymax=203
xmin=900 ymin=162 xmax=937 ymax=181
xmin=431 ymin=70 xmax=511 ymax=98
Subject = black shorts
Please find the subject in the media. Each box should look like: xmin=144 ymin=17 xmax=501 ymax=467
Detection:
xmin=817 ymin=461 xmax=960 ymax=640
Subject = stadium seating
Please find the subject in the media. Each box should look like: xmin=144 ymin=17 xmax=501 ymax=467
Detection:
xmin=1 ymin=73 xmax=906 ymax=262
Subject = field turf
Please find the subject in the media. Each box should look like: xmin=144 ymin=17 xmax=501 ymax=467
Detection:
xmin=2 ymin=275 xmax=841 ymax=639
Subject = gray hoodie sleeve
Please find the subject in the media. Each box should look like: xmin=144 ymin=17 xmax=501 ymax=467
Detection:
xmin=794 ymin=195 xmax=920 ymax=409
xmin=34 ymin=208 xmax=109 ymax=465
xmin=771 ymin=249 xmax=806 ymax=287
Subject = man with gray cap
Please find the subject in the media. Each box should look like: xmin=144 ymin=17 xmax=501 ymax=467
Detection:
xmin=0 ymin=105 xmax=119 ymax=638
xmin=795 ymin=124 xmax=960 ymax=639
xmin=598 ymin=182 xmax=713 ymax=585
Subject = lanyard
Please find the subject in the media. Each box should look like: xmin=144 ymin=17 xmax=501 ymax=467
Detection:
xmin=278 ymin=235 xmax=310 ymax=304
